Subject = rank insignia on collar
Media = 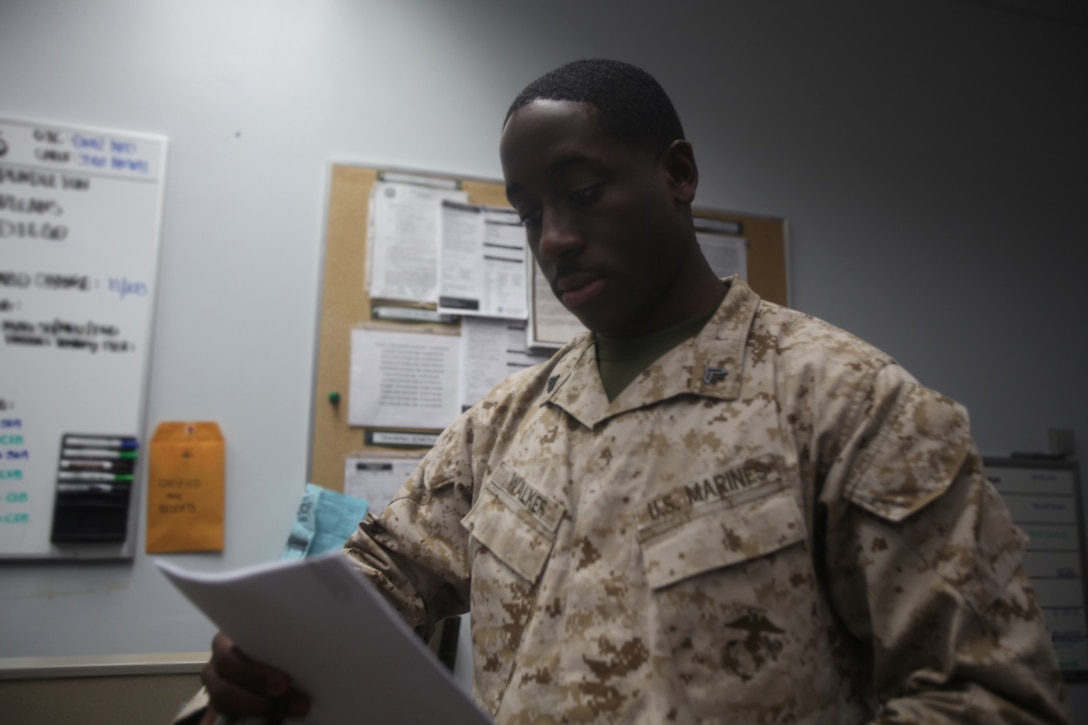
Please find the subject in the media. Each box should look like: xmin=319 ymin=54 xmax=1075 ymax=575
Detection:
xmin=547 ymin=375 xmax=559 ymax=392
xmin=703 ymin=366 xmax=728 ymax=385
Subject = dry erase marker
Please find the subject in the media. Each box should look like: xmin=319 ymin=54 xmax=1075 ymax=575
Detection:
xmin=56 ymin=483 xmax=118 ymax=493
xmin=65 ymin=436 xmax=139 ymax=449
xmin=59 ymin=459 xmax=128 ymax=471
xmin=58 ymin=471 xmax=134 ymax=482
xmin=61 ymin=448 xmax=138 ymax=459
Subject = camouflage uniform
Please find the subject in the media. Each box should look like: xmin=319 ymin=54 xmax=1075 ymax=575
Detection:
xmin=345 ymin=276 xmax=1069 ymax=724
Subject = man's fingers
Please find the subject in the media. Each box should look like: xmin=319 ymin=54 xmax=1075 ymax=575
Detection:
xmin=200 ymin=659 xmax=279 ymax=716
xmin=204 ymin=631 xmax=310 ymax=718
xmin=285 ymin=691 xmax=313 ymax=718
xmin=210 ymin=632 xmax=290 ymax=697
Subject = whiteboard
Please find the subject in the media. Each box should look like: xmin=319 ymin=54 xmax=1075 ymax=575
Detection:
xmin=0 ymin=117 xmax=167 ymax=559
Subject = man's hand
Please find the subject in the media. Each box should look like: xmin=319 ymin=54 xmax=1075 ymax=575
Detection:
xmin=200 ymin=631 xmax=312 ymax=721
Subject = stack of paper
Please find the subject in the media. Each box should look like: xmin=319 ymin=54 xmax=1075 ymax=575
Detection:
xmin=157 ymin=553 xmax=490 ymax=725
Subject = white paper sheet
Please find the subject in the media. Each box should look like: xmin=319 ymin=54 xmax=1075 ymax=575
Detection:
xmin=281 ymin=483 xmax=368 ymax=561
xmin=436 ymin=200 xmax=485 ymax=311
xmin=527 ymin=261 xmax=587 ymax=349
xmin=367 ymin=181 xmax=468 ymax=303
xmin=695 ymin=231 xmax=747 ymax=280
xmin=157 ymin=553 xmax=491 ymax=725
xmin=343 ymin=455 xmax=422 ymax=514
xmin=438 ymin=204 xmax=528 ymax=319
xmin=348 ymin=327 xmax=461 ymax=429
xmin=459 ymin=317 xmax=551 ymax=410
xmin=481 ymin=207 xmax=528 ymax=317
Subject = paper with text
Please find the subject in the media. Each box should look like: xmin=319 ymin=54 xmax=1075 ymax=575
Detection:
xmin=343 ymin=455 xmax=422 ymax=514
xmin=437 ymin=203 xmax=528 ymax=319
xmin=527 ymin=261 xmax=586 ymax=349
xmin=157 ymin=552 xmax=491 ymax=725
xmin=281 ymin=483 xmax=368 ymax=560
xmin=348 ymin=327 xmax=461 ymax=429
xmin=459 ymin=317 xmax=551 ymax=410
xmin=695 ymin=230 xmax=747 ymax=280
xmin=366 ymin=181 xmax=468 ymax=303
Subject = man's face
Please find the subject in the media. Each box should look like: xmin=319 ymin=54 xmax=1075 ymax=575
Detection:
xmin=500 ymin=100 xmax=695 ymax=338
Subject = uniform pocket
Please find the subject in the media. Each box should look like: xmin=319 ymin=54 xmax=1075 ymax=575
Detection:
xmin=461 ymin=463 xmax=563 ymax=583
xmin=843 ymin=382 xmax=971 ymax=522
xmin=638 ymin=490 xmax=807 ymax=590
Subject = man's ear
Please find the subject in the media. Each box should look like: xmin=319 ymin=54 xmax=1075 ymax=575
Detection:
xmin=661 ymin=139 xmax=698 ymax=206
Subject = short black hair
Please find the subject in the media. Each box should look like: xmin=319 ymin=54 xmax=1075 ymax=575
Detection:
xmin=505 ymin=59 xmax=685 ymax=155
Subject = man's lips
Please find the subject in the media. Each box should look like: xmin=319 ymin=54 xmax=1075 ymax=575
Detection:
xmin=556 ymin=271 xmax=600 ymax=293
xmin=555 ymin=272 xmax=606 ymax=308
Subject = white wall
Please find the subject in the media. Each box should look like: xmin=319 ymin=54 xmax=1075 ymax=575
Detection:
xmin=2 ymin=0 xmax=1085 ymax=713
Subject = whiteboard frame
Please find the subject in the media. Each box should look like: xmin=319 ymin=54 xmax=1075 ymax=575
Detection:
xmin=0 ymin=116 xmax=168 ymax=560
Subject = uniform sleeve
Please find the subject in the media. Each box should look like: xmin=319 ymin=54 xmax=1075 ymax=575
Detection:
xmin=341 ymin=411 xmax=477 ymax=639
xmin=820 ymin=363 xmax=1071 ymax=724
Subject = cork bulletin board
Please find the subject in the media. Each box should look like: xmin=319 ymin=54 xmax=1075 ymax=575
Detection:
xmin=307 ymin=163 xmax=789 ymax=491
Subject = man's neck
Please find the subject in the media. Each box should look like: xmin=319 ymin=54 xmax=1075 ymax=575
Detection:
xmin=595 ymin=297 xmax=721 ymax=401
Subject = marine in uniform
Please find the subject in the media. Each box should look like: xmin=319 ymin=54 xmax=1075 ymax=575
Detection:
xmin=192 ymin=59 xmax=1070 ymax=724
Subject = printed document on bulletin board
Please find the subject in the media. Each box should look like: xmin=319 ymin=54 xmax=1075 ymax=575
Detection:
xmin=348 ymin=326 xmax=461 ymax=430
xmin=0 ymin=117 xmax=168 ymax=558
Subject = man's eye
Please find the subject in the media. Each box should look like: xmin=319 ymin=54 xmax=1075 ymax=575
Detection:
xmin=569 ymin=185 xmax=602 ymax=205
xmin=519 ymin=210 xmax=542 ymax=228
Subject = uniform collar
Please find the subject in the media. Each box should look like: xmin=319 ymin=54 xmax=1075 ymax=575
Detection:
xmin=542 ymin=275 xmax=761 ymax=429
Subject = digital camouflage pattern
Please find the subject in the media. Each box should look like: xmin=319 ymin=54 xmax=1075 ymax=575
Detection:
xmin=344 ymin=276 xmax=1070 ymax=724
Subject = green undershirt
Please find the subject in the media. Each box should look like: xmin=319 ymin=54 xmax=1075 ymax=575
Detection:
xmin=595 ymin=305 xmax=718 ymax=402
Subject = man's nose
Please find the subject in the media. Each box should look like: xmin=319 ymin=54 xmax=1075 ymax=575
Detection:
xmin=536 ymin=208 xmax=584 ymax=263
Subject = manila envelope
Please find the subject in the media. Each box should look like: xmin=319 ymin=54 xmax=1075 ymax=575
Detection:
xmin=146 ymin=422 xmax=225 ymax=553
